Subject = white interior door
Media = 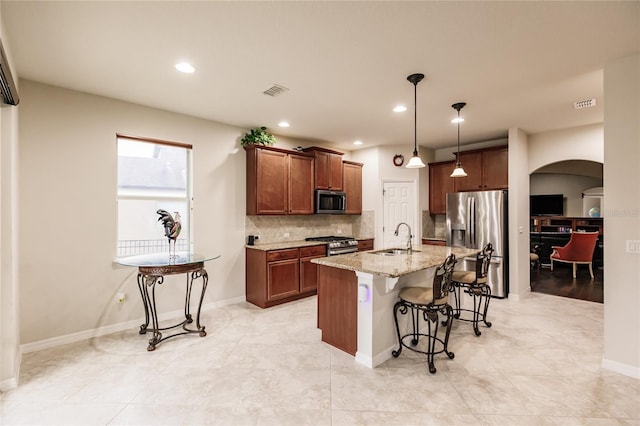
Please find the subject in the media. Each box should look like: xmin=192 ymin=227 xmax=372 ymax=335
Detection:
xmin=383 ymin=180 xmax=416 ymax=249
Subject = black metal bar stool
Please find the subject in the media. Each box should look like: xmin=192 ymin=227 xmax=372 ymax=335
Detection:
xmin=449 ymin=242 xmax=494 ymax=336
xmin=392 ymin=254 xmax=457 ymax=374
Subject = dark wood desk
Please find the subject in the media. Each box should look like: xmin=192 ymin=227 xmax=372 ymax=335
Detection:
xmin=117 ymin=252 xmax=220 ymax=351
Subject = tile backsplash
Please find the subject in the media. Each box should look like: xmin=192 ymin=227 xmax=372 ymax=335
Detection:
xmin=246 ymin=210 xmax=375 ymax=244
xmin=422 ymin=210 xmax=446 ymax=239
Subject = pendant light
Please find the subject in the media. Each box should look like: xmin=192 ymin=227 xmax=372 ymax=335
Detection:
xmin=405 ymin=73 xmax=426 ymax=168
xmin=450 ymin=102 xmax=468 ymax=177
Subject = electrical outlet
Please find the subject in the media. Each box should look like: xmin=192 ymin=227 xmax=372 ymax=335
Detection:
xmin=284 ymin=232 xmax=290 ymax=238
xmin=254 ymin=235 xmax=260 ymax=241
xmin=337 ymin=229 xmax=343 ymax=234
xmin=626 ymin=240 xmax=640 ymax=254
xmin=117 ymin=293 xmax=126 ymax=303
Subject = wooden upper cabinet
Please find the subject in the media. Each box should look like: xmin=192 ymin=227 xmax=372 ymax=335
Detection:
xmin=245 ymin=145 xmax=314 ymax=215
xmin=454 ymin=145 xmax=509 ymax=192
xmin=342 ymin=161 xmax=363 ymax=214
xmin=304 ymin=147 xmax=344 ymax=190
xmin=453 ymin=151 xmax=483 ymax=192
xmin=288 ymin=153 xmax=315 ymax=214
xmin=481 ymin=147 xmax=509 ymax=189
xmin=428 ymin=161 xmax=456 ymax=215
xmin=428 ymin=146 xmax=508 ymax=215
xmin=248 ymin=147 xmax=288 ymax=215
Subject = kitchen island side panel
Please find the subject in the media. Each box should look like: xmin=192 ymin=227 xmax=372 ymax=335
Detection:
xmin=317 ymin=264 xmax=358 ymax=355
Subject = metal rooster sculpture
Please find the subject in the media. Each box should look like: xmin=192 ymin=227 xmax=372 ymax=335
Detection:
xmin=156 ymin=209 xmax=182 ymax=258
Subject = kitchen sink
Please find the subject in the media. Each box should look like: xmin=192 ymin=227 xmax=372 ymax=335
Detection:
xmin=373 ymin=248 xmax=421 ymax=256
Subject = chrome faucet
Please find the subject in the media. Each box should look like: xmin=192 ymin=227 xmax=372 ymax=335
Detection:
xmin=394 ymin=222 xmax=412 ymax=253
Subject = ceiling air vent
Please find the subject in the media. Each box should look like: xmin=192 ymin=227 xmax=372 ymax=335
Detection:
xmin=574 ymin=98 xmax=596 ymax=110
xmin=0 ymin=37 xmax=19 ymax=106
xmin=263 ymin=84 xmax=289 ymax=97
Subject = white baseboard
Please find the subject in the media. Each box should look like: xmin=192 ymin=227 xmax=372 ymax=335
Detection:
xmin=20 ymin=296 xmax=246 ymax=354
xmin=602 ymin=357 xmax=640 ymax=379
xmin=0 ymin=377 xmax=18 ymax=392
xmin=0 ymin=346 xmax=21 ymax=393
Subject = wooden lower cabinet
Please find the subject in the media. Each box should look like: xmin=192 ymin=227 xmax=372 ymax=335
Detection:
xmin=267 ymin=258 xmax=299 ymax=301
xmin=300 ymin=245 xmax=326 ymax=292
xmin=246 ymin=245 xmax=325 ymax=308
xmin=357 ymin=239 xmax=374 ymax=251
xmin=317 ymin=264 xmax=358 ymax=355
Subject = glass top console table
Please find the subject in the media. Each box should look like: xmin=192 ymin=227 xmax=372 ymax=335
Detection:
xmin=117 ymin=252 xmax=220 ymax=351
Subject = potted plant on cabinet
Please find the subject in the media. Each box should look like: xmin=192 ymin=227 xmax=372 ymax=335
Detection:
xmin=241 ymin=126 xmax=277 ymax=147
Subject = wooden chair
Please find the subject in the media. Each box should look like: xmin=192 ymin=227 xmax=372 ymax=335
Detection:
xmin=550 ymin=231 xmax=599 ymax=279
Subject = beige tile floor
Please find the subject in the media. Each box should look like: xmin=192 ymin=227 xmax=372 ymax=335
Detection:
xmin=1 ymin=292 xmax=639 ymax=425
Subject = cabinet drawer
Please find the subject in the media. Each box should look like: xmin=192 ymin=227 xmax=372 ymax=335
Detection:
xmin=300 ymin=245 xmax=326 ymax=257
xmin=267 ymin=248 xmax=299 ymax=262
xmin=357 ymin=239 xmax=374 ymax=251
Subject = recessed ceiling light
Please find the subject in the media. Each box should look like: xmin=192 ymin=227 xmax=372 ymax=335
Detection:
xmin=353 ymin=140 xmax=363 ymax=145
xmin=175 ymin=62 xmax=195 ymax=73
xmin=393 ymin=105 xmax=407 ymax=112
xmin=278 ymin=121 xmax=290 ymax=128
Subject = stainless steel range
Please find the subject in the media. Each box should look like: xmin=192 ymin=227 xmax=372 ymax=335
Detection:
xmin=305 ymin=236 xmax=358 ymax=256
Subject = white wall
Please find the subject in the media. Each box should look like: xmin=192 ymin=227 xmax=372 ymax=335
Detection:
xmin=507 ymin=129 xmax=530 ymax=299
xmin=528 ymin=124 xmax=603 ymax=174
xmin=0 ymin=12 xmax=21 ymax=391
xmin=530 ymin=173 xmax=603 ymax=217
xmin=433 ymin=138 xmax=508 ymax=162
xmin=18 ymin=80 xmax=248 ymax=344
xmin=602 ymin=53 xmax=640 ymax=378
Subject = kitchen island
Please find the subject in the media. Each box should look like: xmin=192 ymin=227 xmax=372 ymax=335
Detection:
xmin=312 ymin=244 xmax=478 ymax=368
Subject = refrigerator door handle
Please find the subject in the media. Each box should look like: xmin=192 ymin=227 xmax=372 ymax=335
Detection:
xmin=465 ymin=196 xmax=472 ymax=247
xmin=467 ymin=197 xmax=476 ymax=248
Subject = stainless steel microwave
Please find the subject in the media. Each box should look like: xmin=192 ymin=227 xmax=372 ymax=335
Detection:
xmin=315 ymin=190 xmax=346 ymax=214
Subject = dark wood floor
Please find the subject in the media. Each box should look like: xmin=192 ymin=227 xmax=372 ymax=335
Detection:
xmin=530 ymin=263 xmax=603 ymax=303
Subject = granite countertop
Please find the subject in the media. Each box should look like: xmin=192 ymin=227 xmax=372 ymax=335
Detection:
xmin=311 ymin=244 xmax=479 ymax=278
xmin=245 ymin=240 xmax=327 ymax=251
xmin=245 ymin=236 xmax=375 ymax=251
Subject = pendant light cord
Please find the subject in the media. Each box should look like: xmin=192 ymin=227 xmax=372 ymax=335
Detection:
xmin=413 ymin=81 xmax=418 ymax=155
xmin=456 ymin=109 xmax=461 ymax=165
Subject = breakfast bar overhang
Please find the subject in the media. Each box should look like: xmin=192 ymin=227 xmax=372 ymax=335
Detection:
xmin=312 ymin=244 xmax=479 ymax=368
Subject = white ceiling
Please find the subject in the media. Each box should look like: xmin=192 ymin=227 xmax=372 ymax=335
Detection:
xmin=2 ymin=1 xmax=638 ymax=151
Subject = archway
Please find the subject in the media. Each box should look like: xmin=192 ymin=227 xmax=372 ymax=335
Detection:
xmin=529 ymin=159 xmax=604 ymax=302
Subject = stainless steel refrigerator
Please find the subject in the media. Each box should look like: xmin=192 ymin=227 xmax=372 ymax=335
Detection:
xmin=446 ymin=190 xmax=508 ymax=298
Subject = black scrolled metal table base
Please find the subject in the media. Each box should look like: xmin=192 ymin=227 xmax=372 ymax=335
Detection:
xmin=136 ymin=261 xmax=208 ymax=351
xmin=448 ymin=283 xmax=492 ymax=336
xmin=392 ymin=301 xmax=455 ymax=374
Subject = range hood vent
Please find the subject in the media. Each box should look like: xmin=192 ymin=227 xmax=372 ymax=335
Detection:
xmin=263 ymin=84 xmax=289 ymax=97
xmin=0 ymin=37 xmax=19 ymax=106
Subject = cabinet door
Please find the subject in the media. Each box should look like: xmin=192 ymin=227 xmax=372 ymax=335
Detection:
xmin=300 ymin=256 xmax=321 ymax=293
xmin=343 ymin=162 xmax=362 ymax=214
xmin=481 ymin=148 xmax=509 ymax=189
xmin=267 ymin=258 xmax=300 ymax=301
xmin=299 ymin=245 xmax=326 ymax=293
xmin=428 ymin=161 xmax=455 ymax=215
xmin=453 ymin=151 xmax=483 ymax=192
xmin=289 ymin=154 xmax=315 ymax=214
xmin=256 ymin=149 xmax=288 ymax=214
xmin=314 ymin=151 xmax=330 ymax=189
xmin=329 ymin=153 xmax=344 ymax=190
xmin=357 ymin=239 xmax=374 ymax=251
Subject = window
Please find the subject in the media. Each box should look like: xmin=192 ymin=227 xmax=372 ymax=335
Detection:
xmin=117 ymin=135 xmax=192 ymax=257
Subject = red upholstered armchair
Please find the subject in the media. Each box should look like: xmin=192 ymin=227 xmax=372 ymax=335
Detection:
xmin=550 ymin=232 xmax=599 ymax=279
